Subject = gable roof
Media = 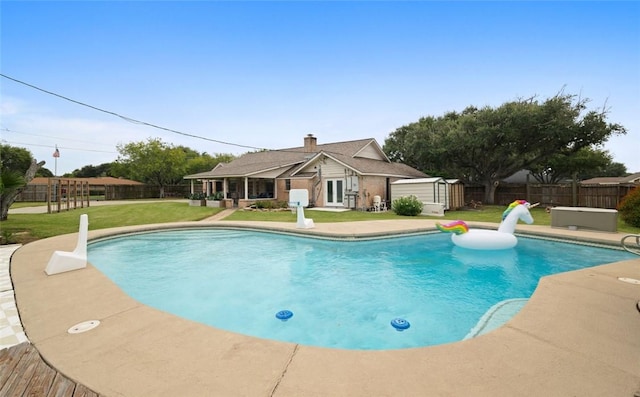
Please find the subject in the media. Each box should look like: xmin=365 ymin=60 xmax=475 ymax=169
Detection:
xmin=580 ymin=172 xmax=640 ymax=185
xmin=185 ymin=137 xmax=427 ymax=179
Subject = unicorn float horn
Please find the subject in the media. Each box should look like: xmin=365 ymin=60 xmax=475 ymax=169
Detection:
xmin=436 ymin=220 xmax=469 ymax=235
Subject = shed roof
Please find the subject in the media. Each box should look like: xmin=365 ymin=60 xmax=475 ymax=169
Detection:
xmin=391 ymin=177 xmax=446 ymax=185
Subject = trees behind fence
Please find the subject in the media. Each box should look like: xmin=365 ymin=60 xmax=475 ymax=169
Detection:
xmin=465 ymin=183 xmax=636 ymax=209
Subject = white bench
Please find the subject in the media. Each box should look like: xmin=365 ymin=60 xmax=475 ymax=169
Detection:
xmin=550 ymin=207 xmax=618 ymax=233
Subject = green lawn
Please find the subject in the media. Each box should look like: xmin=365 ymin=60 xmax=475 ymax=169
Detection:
xmin=1 ymin=202 xmax=638 ymax=244
xmin=1 ymin=203 xmax=222 ymax=243
xmin=214 ymin=205 xmax=640 ymax=233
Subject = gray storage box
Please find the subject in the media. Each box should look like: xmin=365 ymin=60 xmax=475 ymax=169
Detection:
xmin=551 ymin=206 xmax=618 ymax=232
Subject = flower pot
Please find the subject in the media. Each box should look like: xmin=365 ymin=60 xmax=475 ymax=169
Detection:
xmin=206 ymin=200 xmax=221 ymax=208
xmin=189 ymin=199 xmax=206 ymax=207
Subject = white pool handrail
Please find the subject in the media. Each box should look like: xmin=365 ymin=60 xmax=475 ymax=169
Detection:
xmin=621 ymin=234 xmax=640 ymax=256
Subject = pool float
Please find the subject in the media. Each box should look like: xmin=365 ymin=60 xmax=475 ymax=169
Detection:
xmin=437 ymin=200 xmax=537 ymax=250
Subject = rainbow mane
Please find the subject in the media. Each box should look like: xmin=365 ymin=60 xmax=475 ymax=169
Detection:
xmin=502 ymin=199 xmax=529 ymax=221
xmin=436 ymin=220 xmax=469 ymax=235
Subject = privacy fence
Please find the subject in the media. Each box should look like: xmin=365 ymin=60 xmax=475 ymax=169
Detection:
xmin=17 ymin=181 xmax=635 ymax=210
xmin=464 ymin=183 xmax=636 ymax=209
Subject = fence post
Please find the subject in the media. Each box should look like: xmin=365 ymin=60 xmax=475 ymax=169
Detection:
xmin=572 ymin=172 xmax=578 ymax=206
xmin=47 ymin=178 xmax=52 ymax=214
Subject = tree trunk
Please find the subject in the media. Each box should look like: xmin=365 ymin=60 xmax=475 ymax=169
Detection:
xmin=483 ymin=180 xmax=499 ymax=205
xmin=0 ymin=160 xmax=45 ymax=221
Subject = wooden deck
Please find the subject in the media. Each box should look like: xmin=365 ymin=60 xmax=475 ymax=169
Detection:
xmin=0 ymin=342 xmax=101 ymax=397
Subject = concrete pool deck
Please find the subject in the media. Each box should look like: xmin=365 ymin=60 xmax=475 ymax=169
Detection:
xmin=8 ymin=219 xmax=640 ymax=396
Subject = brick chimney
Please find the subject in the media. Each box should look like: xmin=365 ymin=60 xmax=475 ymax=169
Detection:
xmin=304 ymin=133 xmax=317 ymax=153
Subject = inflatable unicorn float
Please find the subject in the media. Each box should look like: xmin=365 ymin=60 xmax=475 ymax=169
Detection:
xmin=436 ymin=200 xmax=538 ymax=250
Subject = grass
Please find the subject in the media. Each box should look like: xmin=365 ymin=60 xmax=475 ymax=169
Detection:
xmin=1 ymin=203 xmax=222 ymax=243
xmin=1 ymin=202 xmax=638 ymax=244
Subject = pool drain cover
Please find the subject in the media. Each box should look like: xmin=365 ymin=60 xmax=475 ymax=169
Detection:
xmin=68 ymin=320 xmax=100 ymax=334
xmin=618 ymin=277 xmax=640 ymax=285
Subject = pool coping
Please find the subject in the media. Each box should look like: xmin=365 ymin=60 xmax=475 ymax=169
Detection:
xmin=10 ymin=219 xmax=640 ymax=396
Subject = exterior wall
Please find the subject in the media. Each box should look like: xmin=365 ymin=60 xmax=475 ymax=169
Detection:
xmin=358 ymin=175 xmax=388 ymax=209
xmin=355 ymin=144 xmax=384 ymax=160
xmin=276 ymin=178 xmax=315 ymax=206
xmin=318 ymin=159 xmax=345 ymax=178
xmin=391 ymin=180 xmax=449 ymax=208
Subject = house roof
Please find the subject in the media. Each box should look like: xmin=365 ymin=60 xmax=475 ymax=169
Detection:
xmin=580 ymin=172 xmax=640 ymax=185
xmin=185 ymin=137 xmax=427 ymax=180
xmin=28 ymin=177 xmax=143 ymax=185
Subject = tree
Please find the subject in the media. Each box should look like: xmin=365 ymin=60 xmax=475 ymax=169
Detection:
xmin=115 ymin=138 xmax=188 ymax=198
xmin=0 ymin=145 xmax=45 ymax=220
xmin=599 ymin=161 xmax=628 ymax=178
xmin=36 ymin=167 xmax=54 ymax=177
xmin=184 ymin=151 xmax=235 ymax=176
xmin=71 ymin=163 xmax=113 ymax=178
xmin=384 ymin=93 xmax=626 ymax=203
xmin=528 ymin=147 xmax=624 ymax=183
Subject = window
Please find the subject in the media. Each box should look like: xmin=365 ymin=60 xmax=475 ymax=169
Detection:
xmin=285 ymin=179 xmax=291 ymax=191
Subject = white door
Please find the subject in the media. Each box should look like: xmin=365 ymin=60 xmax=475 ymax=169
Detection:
xmin=325 ymin=179 xmax=344 ymax=206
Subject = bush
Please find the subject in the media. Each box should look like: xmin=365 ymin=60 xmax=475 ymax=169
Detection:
xmin=188 ymin=192 xmax=206 ymax=200
xmin=392 ymin=195 xmax=424 ymax=216
xmin=618 ymin=186 xmax=640 ymax=227
xmin=254 ymin=200 xmax=273 ymax=209
xmin=207 ymin=191 xmax=224 ymax=200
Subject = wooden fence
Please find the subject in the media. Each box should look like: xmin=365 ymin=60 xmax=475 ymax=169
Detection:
xmin=464 ymin=183 xmax=636 ymax=209
xmin=18 ymin=181 xmax=635 ymax=209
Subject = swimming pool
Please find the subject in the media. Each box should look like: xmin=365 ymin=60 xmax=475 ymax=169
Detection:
xmin=88 ymin=228 xmax=635 ymax=350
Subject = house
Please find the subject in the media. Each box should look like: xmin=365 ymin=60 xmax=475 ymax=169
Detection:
xmin=579 ymin=172 xmax=640 ymax=185
xmin=184 ymin=134 xmax=427 ymax=209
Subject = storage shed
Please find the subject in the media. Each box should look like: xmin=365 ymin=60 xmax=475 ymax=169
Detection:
xmin=445 ymin=179 xmax=466 ymax=210
xmin=391 ymin=177 xmax=449 ymax=214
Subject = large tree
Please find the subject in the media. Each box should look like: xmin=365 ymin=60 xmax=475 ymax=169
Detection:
xmin=115 ymin=138 xmax=188 ymax=198
xmin=529 ymin=147 xmax=627 ymax=183
xmin=384 ymin=93 xmax=626 ymax=203
xmin=0 ymin=144 xmax=45 ymax=220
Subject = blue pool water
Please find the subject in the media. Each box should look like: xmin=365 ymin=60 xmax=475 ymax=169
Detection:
xmin=88 ymin=229 xmax=634 ymax=350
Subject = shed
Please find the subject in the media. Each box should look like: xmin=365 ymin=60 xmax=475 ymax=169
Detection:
xmin=391 ymin=177 xmax=449 ymax=212
xmin=445 ymin=179 xmax=465 ymax=210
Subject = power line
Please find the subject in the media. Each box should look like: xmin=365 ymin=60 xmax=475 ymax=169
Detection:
xmin=1 ymin=140 xmax=116 ymax=154
xmin=0 ymin=73 xmax=268 ymax=152
xmin=1 ymin=127 xmax=114 ymax=148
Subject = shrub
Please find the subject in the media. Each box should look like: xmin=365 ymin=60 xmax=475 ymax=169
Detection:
xmin=207 ymin=191 xmax=224 ymax=200
xmin=188 ymin=192 xmax=206 ymax=200
xmin=618 ymin=186 xmax=640 ymax=227
xmin=392 ymin=195 xmax=424 ymax=216
xmin=254 ymin=200 xmax=274 ymax=209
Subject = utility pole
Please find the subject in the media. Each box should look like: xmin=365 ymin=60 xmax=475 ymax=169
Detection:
xmin=53 ymin=145 xmax=60 ymax=176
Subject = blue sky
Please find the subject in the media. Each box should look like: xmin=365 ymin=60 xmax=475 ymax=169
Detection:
xmin=1 ymin=1 xmax=639 ymax=175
